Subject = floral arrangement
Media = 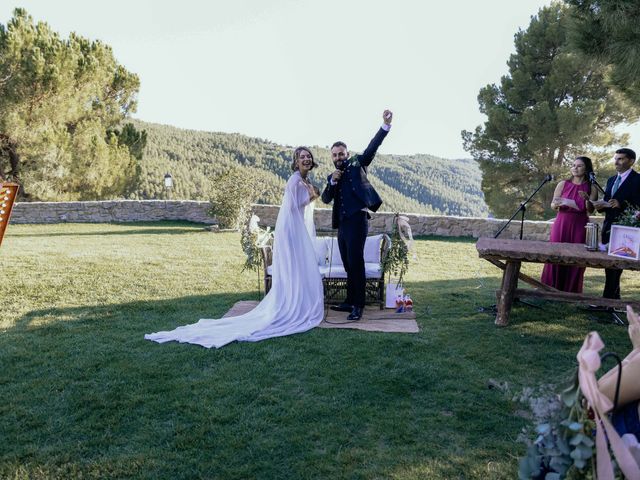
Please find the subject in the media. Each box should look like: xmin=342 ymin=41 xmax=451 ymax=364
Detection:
xmin=615 ymin=204 xmax=640 ymax=228
xmin=381 ymin=213 xmax=410 ymax=284
xmin=240 ymin=214 xmax=273 ymax=272
xmin=517 ymin=370 xmax=596 ymax=479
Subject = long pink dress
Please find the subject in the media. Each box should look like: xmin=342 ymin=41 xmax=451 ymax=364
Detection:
xmin=541 ymin=181 xmax=590 ymax=292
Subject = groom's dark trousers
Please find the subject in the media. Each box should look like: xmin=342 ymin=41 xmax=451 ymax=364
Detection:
xmin=338 ymin=211 xmax=369 ymax=308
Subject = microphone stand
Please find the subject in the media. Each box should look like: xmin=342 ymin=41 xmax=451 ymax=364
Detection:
xmin=589 ymin=174 xmax=606 ymax=196
xmin=494 ymin=175 xmax=553 ymax=239
xmin=479 ymin=175 xmax=553 ymax=316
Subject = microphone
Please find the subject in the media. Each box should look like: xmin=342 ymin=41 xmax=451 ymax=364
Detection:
xmin=544 ymin=174 xmax=554 ymax=182
xmin=588 ymin=171 xmax=606 ymax=194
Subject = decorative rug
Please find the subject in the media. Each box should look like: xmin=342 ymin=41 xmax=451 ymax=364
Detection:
xmin=223 ymin=301 xmax=419 ymax=333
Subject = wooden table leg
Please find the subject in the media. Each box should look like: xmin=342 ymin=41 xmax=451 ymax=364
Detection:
xmin=495 ymin=260 xmax=521 ymax=326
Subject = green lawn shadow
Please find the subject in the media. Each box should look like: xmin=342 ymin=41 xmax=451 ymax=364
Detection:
xmin=2 ymin=273 xmax=634 ymax=479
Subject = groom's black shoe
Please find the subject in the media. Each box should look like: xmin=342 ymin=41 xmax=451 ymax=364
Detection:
xmin=347 ymin=306 xmax=364 ymax=321
xmin=330 ymin=303 xmax=353 ymax=312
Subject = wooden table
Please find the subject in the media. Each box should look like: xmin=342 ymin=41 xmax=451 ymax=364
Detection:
xmin=476 ymin=237 xmax=640 ymax=326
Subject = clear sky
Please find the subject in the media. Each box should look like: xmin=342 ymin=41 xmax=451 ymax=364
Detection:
xmin=4 ymin=0 xmax=640 ymax=159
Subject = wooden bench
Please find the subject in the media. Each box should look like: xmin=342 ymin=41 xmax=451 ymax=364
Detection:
xmin=260 ymin=234 xmax=390 ymax=309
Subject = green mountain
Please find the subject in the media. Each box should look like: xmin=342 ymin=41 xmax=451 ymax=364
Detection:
xmin=129 ymin=120 xmax=489 ymax=217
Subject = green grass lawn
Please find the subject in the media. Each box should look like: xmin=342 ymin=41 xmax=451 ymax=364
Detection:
xmin=0 ymin=222 xmax=635 ymax=479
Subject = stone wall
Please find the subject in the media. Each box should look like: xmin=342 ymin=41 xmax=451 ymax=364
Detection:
xmin=252 ymin=204 xmax=571 ymax=241
xmin=10 ymin=200 xmax=215 ymax=225
xmin=10 ymin=200 xmax=604 ymax=240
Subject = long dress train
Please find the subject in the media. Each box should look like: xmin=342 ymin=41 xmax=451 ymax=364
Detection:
xmin=144 ymin=171 xmax=324 ymax=348
xmin=541 ymin=180 xmax=590 ymax=293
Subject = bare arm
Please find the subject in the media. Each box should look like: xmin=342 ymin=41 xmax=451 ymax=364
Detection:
xmin=550 ymin=181 xmax=565 ymax=211
xmin=578 ymin=186 xmax=598 ymax=213
xmin=305 ymin=182 xmax=319 ymax=203
xmin=587 ymin=187 xmax=598 ymax=213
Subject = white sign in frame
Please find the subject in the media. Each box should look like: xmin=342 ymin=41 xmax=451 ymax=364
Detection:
xmin=608 ymin=225 xmax=640 ymax=260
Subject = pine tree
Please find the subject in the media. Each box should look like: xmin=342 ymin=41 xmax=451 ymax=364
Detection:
xmin=567 ymin=0 xmax=640 ymax=106
xmin=462 ymin=3 xmax=635 ymax=219
xmin=0 ymin=8 xmax=145 ymax=200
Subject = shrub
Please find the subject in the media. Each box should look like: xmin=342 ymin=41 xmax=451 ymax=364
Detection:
xmin=208 ymin=167 xmax=264 ymax=230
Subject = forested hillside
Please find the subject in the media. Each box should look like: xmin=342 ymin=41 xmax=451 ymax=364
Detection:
xmin=130 ymin=120 xmax=489 ymax=217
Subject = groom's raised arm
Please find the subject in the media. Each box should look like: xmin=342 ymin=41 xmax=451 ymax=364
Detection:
xmin=359 ymin=110 xmax=392 ymax=167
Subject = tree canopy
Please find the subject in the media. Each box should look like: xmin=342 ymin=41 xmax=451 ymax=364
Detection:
xmin=462 ymin=2 xmax=636 ymax=219
xmin=567 ymin=0 xmax=640 ymax=106
xmin=0 ymin=8 xmax=145 ymax=200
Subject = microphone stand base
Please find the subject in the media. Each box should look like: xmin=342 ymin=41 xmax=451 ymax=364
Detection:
xmin=477 ymin=299 xmax=542 ymax=314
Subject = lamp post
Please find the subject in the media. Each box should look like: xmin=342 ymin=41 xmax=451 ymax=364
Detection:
xmin=163 ymin=173 xmax=173 ymax=200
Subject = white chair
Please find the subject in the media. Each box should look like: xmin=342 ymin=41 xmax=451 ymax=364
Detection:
xmin=262 ymin=234 xmax=389 ymax=309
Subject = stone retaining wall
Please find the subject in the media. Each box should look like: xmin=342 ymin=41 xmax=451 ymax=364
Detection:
xmin=10 ymin=200 xmax=215 ymax=225
xmin=252 ymin=204 xmax=580 ymax=241
xmin=10 ymin=200 xmax=604 ymax=240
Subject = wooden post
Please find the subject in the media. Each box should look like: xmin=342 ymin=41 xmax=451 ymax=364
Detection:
xmin=495 ymin=260 xmax=521 ymax=326
xmin=0 ymin=183 xmax=19 ymax=248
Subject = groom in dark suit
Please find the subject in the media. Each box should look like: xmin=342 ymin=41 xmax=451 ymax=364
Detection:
xmin=321 ymin=110 xmax=392 ymax=320
xmin=595 ymin=148 xmax=640 ymax=299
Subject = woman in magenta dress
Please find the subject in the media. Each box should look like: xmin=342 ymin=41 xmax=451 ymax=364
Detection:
xmin=541 ymin=156 xmax=598 ymax=292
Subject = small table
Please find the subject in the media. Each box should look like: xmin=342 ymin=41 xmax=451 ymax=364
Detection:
xmin=476 ymin=237 xmax=640 ymax=326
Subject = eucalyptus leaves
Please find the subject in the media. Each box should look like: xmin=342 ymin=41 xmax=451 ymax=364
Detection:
xmin=518 ymin=370 xmax=596 ymax=479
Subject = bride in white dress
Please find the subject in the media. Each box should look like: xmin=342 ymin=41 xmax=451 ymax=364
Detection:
xmin=145 ymin=147 xmax=324 ymax=348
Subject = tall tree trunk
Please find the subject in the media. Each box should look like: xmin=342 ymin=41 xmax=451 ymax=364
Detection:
xmin=555 ymin=145 xmax=566 ymax=167
xmin=0 ymin=134 xmax=20 ymax=177
xmin=540 ymin=188 xmax=554 ymax=219
xmin=0 ymin=134 xmax=28 ymax=199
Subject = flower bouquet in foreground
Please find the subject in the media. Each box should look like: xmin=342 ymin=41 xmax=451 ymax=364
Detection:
xmin=519 ymin=308 xmax=640 ymax=479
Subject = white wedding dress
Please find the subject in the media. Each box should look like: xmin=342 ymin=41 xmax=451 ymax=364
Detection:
xmin=144 ymin=171 xmax=324 ymax=348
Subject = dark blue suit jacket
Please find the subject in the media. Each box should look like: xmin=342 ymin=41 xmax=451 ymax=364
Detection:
xmin=602 ymin=169 xmax=640 ymax=243
xmin=321 ymin=127 xmax=388 ymax=229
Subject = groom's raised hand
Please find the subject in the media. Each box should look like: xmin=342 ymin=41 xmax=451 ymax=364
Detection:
xmin=383 ymin=110 xmax=393 ymax=126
